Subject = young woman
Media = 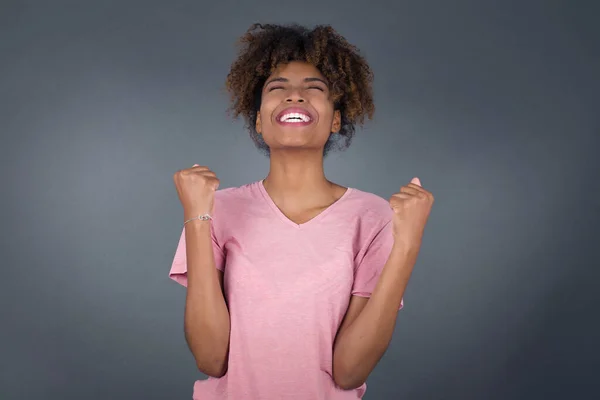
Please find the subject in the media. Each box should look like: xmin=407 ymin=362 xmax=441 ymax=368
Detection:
xmin=170 ymin=23 xmax=434 ymax=400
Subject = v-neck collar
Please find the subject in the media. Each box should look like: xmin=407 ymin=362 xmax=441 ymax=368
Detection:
xmin=256 ymin=180 xmax=353 ymax=229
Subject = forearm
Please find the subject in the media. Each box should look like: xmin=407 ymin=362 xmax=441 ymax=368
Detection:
xmin=333 ymin=243 xmax=418 ymax=389
xmin=184 ymin=221 xmax=230 ymax=377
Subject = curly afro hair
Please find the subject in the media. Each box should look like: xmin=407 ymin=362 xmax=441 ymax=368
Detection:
xmin=225 ymin=23 xmax=375 ymax=156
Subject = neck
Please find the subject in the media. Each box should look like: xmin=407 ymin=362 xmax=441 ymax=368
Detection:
xmin=262 ymin=149 xmax=333 ymax=207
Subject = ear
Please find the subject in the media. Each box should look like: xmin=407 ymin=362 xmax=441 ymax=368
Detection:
xmin=256 ymin=111 xmax=262 ymax=134
xmin=331 ymin=110 xmax=341 ymax=133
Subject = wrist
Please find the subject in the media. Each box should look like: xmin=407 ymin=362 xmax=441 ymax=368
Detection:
xmin=184 ymin=210 xmax=212 ymax=221
xmin=184 ymin=214 xmax=213 ymax=228
xmin=183 ymin=218 xmax=212 ymax=235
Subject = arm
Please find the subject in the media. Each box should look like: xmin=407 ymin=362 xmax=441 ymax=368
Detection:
xmin=332 ymin=244 xmax=417 ymax=390
xmin=184 ymin=220 xmax=230 ymax=377
xmin=333 ymin=177 xmax=433 ymax=390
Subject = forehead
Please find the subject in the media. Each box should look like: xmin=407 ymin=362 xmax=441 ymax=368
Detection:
xmin=268 ymin=61 xmax=326 ymax=80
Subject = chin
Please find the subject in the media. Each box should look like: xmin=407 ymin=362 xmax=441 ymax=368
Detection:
xmin=272 ymin=143 xmax=319 ymax=151
xmin=267 ymin=132 xmax=329 ymax=150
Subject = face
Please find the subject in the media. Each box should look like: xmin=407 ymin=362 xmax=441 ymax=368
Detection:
xmin=256 ymin=61 xmax=341 ymax=152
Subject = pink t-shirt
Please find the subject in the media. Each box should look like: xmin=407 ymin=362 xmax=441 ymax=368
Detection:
xmin=170 ymin=180 xmax=402 ymax=399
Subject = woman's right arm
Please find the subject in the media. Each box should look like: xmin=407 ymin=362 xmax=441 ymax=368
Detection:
xmin=173 ymin=164 xmax=229 ymax=378
xmin=184 ymin=220 xmax=230 ymax=378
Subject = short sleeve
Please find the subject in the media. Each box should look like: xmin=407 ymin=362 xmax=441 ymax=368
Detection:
xmin=168 ymin=223 xmax=225 ymax=287
xmin=352 ymin=221 xmax=404 ymax=309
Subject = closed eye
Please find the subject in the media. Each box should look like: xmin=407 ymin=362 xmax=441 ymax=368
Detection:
xmin=268 ymin=86 xmax=284 ymax=91
xmin=308 ymin=86 xmax=325 ymax=91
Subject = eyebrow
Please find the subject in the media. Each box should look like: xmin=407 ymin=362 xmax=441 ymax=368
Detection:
xmin=265 ymin=77 xmax=329 ymax=86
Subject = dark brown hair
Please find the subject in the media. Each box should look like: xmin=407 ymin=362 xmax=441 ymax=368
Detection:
xmin=225 ymin=23 xmax=375 ymax=156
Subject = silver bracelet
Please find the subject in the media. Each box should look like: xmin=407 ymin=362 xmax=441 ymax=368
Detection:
xmin=184 ymin=214 xmax=213 ymax=225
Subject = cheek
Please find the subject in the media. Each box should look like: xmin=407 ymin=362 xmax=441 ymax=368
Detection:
xmin=315 ymin=105 xmax=335 ymax=124
xmin=306 ymin=93 xmax=334 ymax=120
xmin=259 ymin=102 xmax=277 ymax=124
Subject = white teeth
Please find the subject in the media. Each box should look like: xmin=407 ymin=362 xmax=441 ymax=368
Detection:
xmin=281 ymin=112 xmax=311 ymax=123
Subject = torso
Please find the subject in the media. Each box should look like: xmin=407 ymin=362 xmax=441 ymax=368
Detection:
xmin=262 ymin=181 xmax=349 ymax=225
xmin=169 ymin=180 xmax=395 ymax=400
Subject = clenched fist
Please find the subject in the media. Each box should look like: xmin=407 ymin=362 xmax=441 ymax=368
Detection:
xmin=389 ymin=177 xmax=434 ymax=249
xmin=173 ymin=164 xmax=220 ymax=221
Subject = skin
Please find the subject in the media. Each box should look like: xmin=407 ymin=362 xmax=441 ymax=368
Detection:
xmin=174 ymin=165 xmax=229 ymax=378
xmin=256 ymin=61 xmax=346 ymax=223
xmin=173 ymin=60 xmax=434 ymax=389
xmin=333 ymin=176 xmax=433 ymax=389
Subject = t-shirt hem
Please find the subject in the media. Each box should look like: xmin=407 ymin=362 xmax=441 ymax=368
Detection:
xmin=351 ymin=291 xmax=404 ymax=310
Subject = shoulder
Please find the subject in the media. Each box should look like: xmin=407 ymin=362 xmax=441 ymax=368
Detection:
xmin=345 ymin=187 xmax=393 ymax=225
xmin=214 ymin=181 xmax=260 ymax=201
xmin=212 ymin=181 xmax=261 ymax=220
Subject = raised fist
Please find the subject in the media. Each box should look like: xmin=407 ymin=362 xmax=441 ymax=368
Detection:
xmin=173 ymin=164 xmax=219 ymax=220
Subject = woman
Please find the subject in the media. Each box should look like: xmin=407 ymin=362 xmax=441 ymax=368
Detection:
xmin=170 ymin=23 xmax=434 ymax=400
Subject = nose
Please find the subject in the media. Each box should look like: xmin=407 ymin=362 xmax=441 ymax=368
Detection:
xmin=285 ymin=87 xmax=305 ymax=103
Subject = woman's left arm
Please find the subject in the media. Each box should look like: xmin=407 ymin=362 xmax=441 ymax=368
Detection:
xmin=332 ymin=244 xmax=417 ymax=390
xmin=333 ymin=178 xmax=433 ymax=390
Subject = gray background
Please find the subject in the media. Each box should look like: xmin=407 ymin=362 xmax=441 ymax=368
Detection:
xmin=2 ymin=0 xmax=599 ymax=399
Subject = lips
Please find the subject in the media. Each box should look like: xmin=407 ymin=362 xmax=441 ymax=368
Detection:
xmin=275 ymin=107 xmax=314 ymax=126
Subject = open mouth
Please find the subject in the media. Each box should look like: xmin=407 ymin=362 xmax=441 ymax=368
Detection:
xmin=275 ymin=107 xmax=314 ymax=125
xmin=279 ymin=112 xmax=312 ymax=123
